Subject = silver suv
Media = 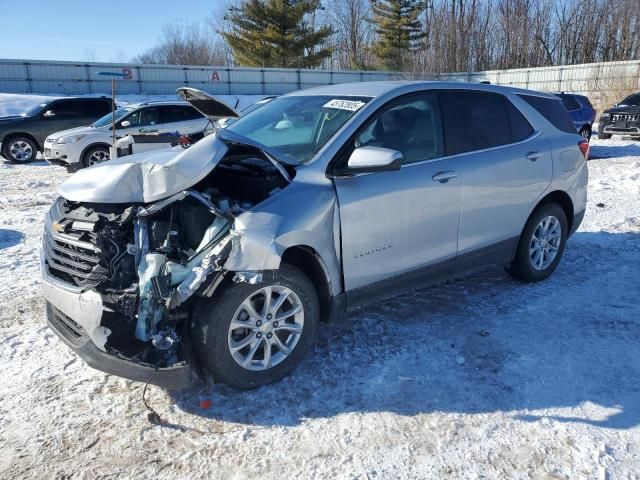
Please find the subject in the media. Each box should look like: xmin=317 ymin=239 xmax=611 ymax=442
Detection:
xmin=41 ymin=82 xmax=588 ymax=390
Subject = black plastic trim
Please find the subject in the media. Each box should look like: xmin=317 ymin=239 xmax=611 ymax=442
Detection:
xmin=46 ymin=302 xmax=192 ymax=390
xmin=570 ymin=208 xmax=585 ymax=236
xmin=338 ymin=236 xmax=518 ymax=314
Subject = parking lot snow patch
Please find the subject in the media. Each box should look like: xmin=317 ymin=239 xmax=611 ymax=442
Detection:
xmin=0 ymin=133 xmax=639 ymax=479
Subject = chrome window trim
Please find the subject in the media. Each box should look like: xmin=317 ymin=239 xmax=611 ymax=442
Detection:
xmin=400 ymin=130 xmax=542 ymax=168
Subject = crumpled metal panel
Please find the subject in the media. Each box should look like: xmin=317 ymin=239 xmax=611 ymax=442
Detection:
xmin=58 ymin=134 xmax=228 ymax=204
xmin=222 ymin=178 xmax=343 ymax=296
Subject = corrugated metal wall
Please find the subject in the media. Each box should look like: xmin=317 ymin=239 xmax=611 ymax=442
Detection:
xmin=0 ymin=59 xmax=419 ymax=96
xmin=1 ymin=58 xmax=639 ymax=99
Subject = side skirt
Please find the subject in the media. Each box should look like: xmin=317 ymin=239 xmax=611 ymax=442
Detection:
xmin=337 ymin=236 xmax=519 ymax=316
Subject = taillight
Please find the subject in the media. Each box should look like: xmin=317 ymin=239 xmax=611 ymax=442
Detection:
xmin=578 ymin=139 xmax=589 ymax=160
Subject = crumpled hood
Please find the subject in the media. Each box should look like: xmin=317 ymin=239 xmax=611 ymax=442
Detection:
xmin=58 ymin=133 xmax=229 ymax=204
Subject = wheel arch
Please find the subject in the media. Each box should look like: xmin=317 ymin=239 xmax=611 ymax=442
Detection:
xmin=2 ymin=132 xmax=41 ymax=151
xmin=80 ymin=142 xmax=111 ymax=164
xmin=531 ymin=190 xmax=575 ymax=233
xmin=281 ymin=245 xmax=333 ymax=323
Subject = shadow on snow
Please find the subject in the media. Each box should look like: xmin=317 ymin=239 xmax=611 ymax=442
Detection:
xmin=0 ymin=229 xmax=24 ymax=249
xmin=589 ymin=140 xmax=640 ymax=160
xmin=169 ymin=231 xmax=640 ymax=430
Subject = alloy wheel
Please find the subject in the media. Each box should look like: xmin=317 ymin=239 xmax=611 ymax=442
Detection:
xmin=88 ymin=149 xmax=110 ymax=166
xmin=529 ymin=215 xmax=562 ymax=270
xmin=228 ymin=285 xmax=304 ymax=371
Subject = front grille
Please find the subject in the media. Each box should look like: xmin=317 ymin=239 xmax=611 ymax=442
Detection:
xmin=43 ymin=222 xmax=109 ymax=288
xmin=611 ymin=113 xmax=640 ymax=122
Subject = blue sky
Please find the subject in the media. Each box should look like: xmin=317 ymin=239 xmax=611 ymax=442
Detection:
xmin=0 ymin=0 xmax=228 ymax=62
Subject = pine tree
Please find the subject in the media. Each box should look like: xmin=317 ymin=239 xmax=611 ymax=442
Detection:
xmin=221 ymin=0 xmax=333 ymax=68
xmin=369 ymin=0 xmax=425 ymax=71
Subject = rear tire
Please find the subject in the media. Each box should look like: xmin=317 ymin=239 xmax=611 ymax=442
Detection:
xmin=507 ymin=203 xmax=567 ymax=282
xmin=2 ymin=136 xmax=37 ymax=163
xmin=192 ymin=264 xmax=319 ymax=389
xmin=82 ymin=145 xmax=110 ymax=168
xmin=579 ymin=125 xmax=591 ymax=141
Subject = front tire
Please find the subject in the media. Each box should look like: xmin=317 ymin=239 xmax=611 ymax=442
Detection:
xmin=598 ymin=132 xmax=612 ymax=140
xmin=82 ymin=145 xmax=110 ymax=167
xmin=507 ymin=203 xmax=567 ymax=282
xmin=2 ymin=136 xmax=37 ymax=163
xmin=192 ymin=264 xmax=319 ymax=389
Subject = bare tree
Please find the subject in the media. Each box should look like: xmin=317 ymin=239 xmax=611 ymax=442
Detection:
xmin=136 ymin=0 xmax=639 ymax=73
xmin=327 ymin=0 xmax=374 ymax=69
xmin=82 ymin=49 xmax=98 ymax=63
xmin=134 ymin=22 xmax=228 ymax=66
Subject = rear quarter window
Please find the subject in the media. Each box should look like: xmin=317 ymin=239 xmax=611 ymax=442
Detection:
xmin=518 ymin=94 xmax=577 ymax=134
xmin=577 ymin=95 xmax=593 ymax=109
xmin=556 ymin=94 xmax=581 ymax=111
xmin=505 ymin=100 xmax=534 ymax=142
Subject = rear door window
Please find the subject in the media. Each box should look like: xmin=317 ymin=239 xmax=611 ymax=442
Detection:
xmin=162 ymin=105 xmax=203 ymax=123
xmin=79 ymin=100 xmax=111 ymax=118
xmin=439 ymin=91 xmax=511 ymax=155
xmin=518 ymin=94 xmax=577 ymax=134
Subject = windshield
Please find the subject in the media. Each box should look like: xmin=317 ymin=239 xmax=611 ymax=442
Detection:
xmin=240 ymin=97 xmax=275 ymax=114
xmin=23 ymin=103 xmax=48 ymax=117
xmin=92 ymin=107 xmax=133 ymax=127
xmin=620 ymin=94 xmax=640 ymax=106
xmin=225 ymin=95 xmax=371 ymax=164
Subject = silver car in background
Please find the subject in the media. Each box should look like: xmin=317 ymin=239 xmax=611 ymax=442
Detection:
xmin=41 ymin=82 xmax=588 ymax=389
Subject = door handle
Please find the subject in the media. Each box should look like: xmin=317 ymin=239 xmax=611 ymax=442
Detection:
xmin=432 ymin=171 xmax=458 ymax=183
xmin=525 ymin=151 xmax=543 ymax=161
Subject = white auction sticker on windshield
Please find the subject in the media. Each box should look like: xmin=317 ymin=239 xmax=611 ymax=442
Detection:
xmin=323 ymin=99 xmax=365 ymax=111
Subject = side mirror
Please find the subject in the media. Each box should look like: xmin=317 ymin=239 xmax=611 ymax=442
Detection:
xmin=346 ymin=146 xmax=403 ymax=174
xmin=43 ymin=110 xmax=56 ymax=118
xmin=119 ymin=120 xmax=131 ymax=128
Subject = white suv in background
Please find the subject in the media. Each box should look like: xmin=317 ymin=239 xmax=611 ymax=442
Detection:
xmin=43 ymin=101 xmax=209 ymax=169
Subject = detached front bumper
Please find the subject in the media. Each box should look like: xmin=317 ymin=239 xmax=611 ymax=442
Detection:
xmin=41 ymin=254 xmax=193 ymax=390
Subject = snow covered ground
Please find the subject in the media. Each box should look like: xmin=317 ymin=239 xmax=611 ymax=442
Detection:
xmin=0 ymin=130 xmax=639 ymax=479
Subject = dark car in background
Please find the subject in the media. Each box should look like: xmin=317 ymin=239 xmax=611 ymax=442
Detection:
xmin=554 ymin=93 xmax=596 ymax=140
xmin=0 ymin=96 xmax=112 ymax=163
xmin=597 ymin=92 xmax=640 ymax=140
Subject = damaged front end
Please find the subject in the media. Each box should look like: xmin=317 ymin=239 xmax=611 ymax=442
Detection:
xmin=42 ymin=144 xmax=291 ymax=388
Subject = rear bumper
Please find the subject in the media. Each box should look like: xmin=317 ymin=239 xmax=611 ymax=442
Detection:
xmin=570 ymin=208 xmax=585 ymax=236
xmin=41 ymin=253 xmax=193 ymax=389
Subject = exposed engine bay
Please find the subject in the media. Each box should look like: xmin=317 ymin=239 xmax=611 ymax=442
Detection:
xmin=43 ymin=148 xmax=291 ymax=373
